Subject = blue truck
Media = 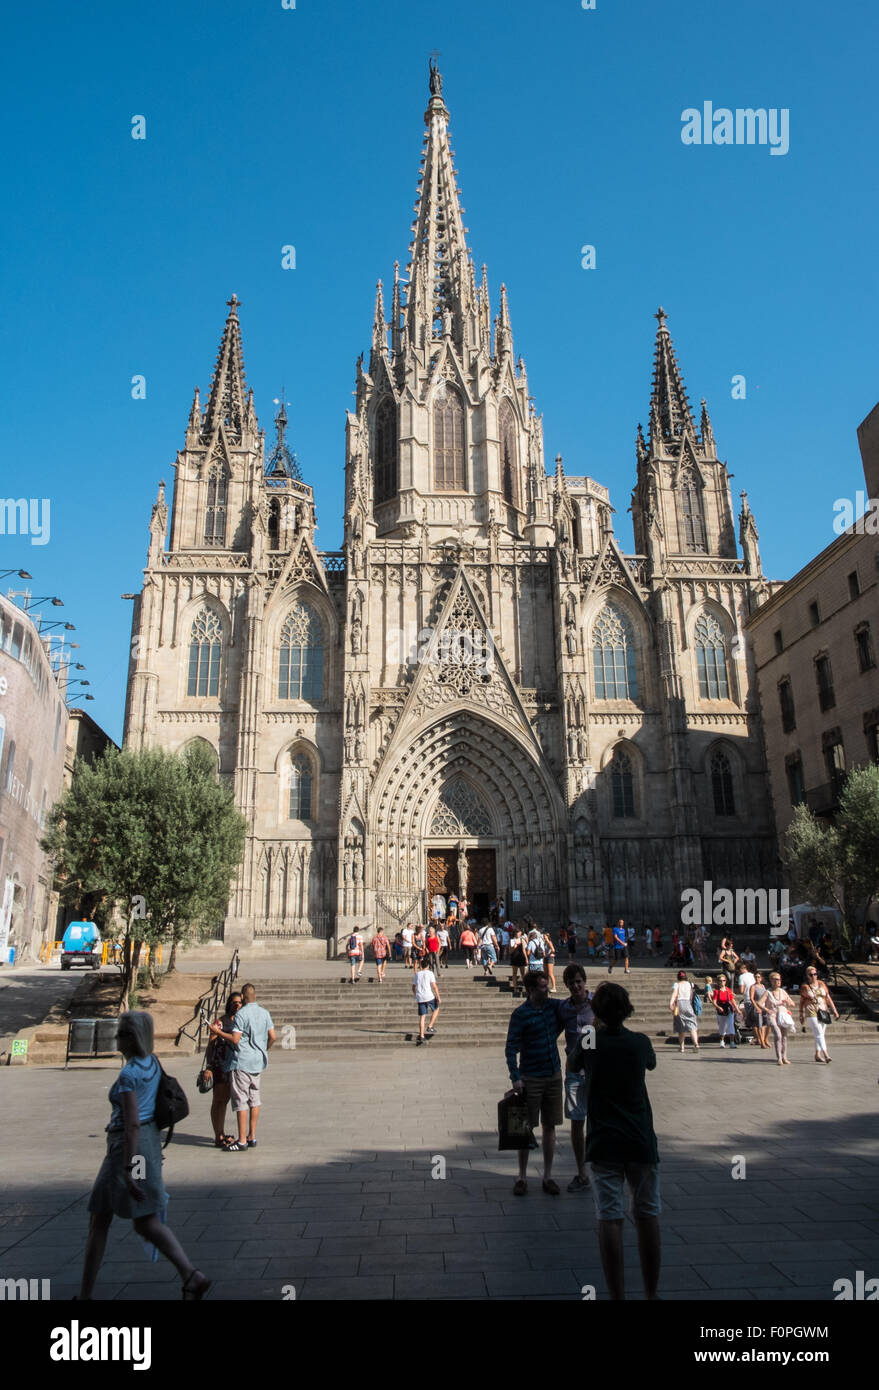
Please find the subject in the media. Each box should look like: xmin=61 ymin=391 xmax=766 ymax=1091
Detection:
xmin=60 ymin=921 xmax=101 ymax=970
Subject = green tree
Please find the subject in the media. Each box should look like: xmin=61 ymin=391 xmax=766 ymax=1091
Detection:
xmin=42 ymin=743 xmax=246 ymax=1007
xmin=783 ymin=765 xmax=879 ymax=948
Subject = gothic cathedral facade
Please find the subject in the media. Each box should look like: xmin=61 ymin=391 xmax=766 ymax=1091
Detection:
xmin=124 ymin=68 xmax=778 ymax=949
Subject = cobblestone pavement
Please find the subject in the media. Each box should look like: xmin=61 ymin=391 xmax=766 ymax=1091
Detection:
xmin=2 ymin=1041 xmax=878 ymax=1301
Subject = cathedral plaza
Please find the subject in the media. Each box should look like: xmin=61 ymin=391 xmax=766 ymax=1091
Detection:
xmin=3 ymin=960 xmax=879 ymax=1306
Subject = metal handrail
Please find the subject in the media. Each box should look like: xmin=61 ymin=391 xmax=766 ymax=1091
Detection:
xmin=175 ymin=948 xmax=240 ymax=1050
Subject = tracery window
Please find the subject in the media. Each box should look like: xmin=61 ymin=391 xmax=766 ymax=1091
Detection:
xmin=434 ymin=387 xmax=465 ymax=490
xmin=374 ymin=397 xmax=398 ymax=504
xmin=694 ymin=612 xmax=730 ymax=699
xmin=429 ymin=779 xmax=492 ymax=836
xmin=711 ymin=750 xmax=736 ymax=816
xmin=679 ymin=466 xmax=706 ymax=552
xmin=204 ymin=463 xmax=228 ymax=546
xmin=288 ymin=753 xmax=313 ymax=819
xmin=592 ymin=605 xmax=638 ymax=700
xmin=279 ymin=603 xmax=324 ymax=701
xmin=499 ymin=399 xmax=518 ymax=507
xmin=187 ymin=609 xmax=222 ymax=697
xmin=610 ymin=748 xmax=635 ymax=818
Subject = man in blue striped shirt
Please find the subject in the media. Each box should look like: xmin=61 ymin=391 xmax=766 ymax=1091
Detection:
xmin=504 ymin=972 xmax=567 ymax=1195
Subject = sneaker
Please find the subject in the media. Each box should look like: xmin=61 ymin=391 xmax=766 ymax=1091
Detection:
xmin=426 ymin=1027 xmax=436 ymax=1036
xmin=719 ymin=1039 xmax=726 ymax=1048
xmin=416 ymin=1037 xmax=425 ymax=1046
xmin=567 ymin=1174 xmax=590 ymax=1193
xmin=542 ymin=1178 xmax=561 ymax=1195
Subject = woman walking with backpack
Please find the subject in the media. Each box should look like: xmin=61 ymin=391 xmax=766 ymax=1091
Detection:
xmin=77 ymin=1011 xmax=210 ymax=1300
xmin=347 ymin=928 xmax=364 ymax=983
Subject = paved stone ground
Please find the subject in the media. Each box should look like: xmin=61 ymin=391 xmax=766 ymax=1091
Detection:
xmin=2 ymin=1036 xmax=878 ymax=1301
xmin=0 ymin=963 xmax=109 ymax=1056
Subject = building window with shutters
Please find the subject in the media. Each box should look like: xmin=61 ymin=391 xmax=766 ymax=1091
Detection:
xmin=778 ymin=678 xmax=796 ymax=733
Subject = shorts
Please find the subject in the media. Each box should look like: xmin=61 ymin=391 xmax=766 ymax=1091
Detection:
xmin=587 ymin=1161 xmax=661 ymax=1222
xmin=564 ymin=1072 xmax=588 ymax=1123
xmin=417 ymin=999 xmax=438 ymax=1016
xmin=613 ymin=944 xmax=627 ymax=959
xmin=520 ymin=1072 xmax=563 ymax=1129
xmin=481 ymin=945 xmax=497 ymax=963
xmin=230 ymin=1069 xmax=263 ymax=1111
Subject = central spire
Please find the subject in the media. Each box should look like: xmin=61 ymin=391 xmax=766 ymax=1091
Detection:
xmin=204 ymin=294 xmax=248 ymax=441
xmin=649 ymin=306 xmax=695 ymax=446
xmin=405 ymin=62 xmax=477 ymax=352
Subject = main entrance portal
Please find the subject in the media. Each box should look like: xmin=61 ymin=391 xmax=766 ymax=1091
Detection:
xmin=426 ymin=846 xmax=497 ymax=922
xmin=466 ymin=847 xmax=496 ymax=921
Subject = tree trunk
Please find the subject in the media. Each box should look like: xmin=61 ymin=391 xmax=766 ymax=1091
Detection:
xmin=119 ymin=930 xmax=133 ymax=1014
xmin=167 ymin=939 xmax=178 ymax=975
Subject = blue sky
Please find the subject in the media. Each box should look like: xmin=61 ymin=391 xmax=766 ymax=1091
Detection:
xmin=3 ymin=0 xmax=878 ymax=742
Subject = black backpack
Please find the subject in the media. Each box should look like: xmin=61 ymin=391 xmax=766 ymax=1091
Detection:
xmin=153 ymin=1057 xmax=190 ymax=1148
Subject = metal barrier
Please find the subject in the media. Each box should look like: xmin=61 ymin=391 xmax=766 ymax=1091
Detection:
xmin=175 ymin=948 xmax=240 ymax=1052
xmin=65 ymin=1018 xmax=121 ymax=1068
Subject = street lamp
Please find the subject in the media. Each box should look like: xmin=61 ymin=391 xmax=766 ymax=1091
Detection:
xmin=37 ymin=620 xmax=76 ymax=633
xmin=0 ymin=569 xmax=32 ymax=581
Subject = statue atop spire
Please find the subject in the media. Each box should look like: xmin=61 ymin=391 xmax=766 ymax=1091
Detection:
xmin=429 ymin=54 xmax=443 ymax=96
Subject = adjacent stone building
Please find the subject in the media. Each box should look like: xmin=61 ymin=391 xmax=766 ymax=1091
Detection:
xmin=748 ymin=402 xmax=879 ymax=838
xmin=124 ymin=66 xmax=778 ymax=950
xmin=0 ymin=594 xmax=68 ymax=961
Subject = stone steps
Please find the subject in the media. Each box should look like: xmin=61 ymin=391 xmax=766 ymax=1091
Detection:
xmin=247 ymin=972 xmax=879 ymax=1050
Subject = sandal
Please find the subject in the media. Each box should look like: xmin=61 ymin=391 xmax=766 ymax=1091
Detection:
xmin=181 ymin=1270 xmax=211 ymax=1301
xmin=513 ymin=1178 xmax=528 ymax=1196
xmin=542 ymin=1178 xmax=560 ymax=1195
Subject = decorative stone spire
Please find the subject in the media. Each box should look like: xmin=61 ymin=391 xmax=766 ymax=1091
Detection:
xmin=390 ymin=262 xmax=402 ymax=357
xmin=371 ymin=280 xmax=387 ymax=358
xmin=649 ymin=306 xmax=695 ymax=446
xmin=495 ymin=283 xmax=513 ymax=360
xmin=265 ymin=393 xmax=302 ymax=481
xmin=405 ymin=62 xmax=476 ymax=351
xmin=185 ymin=387 xmax=202 ymax=446
xmin=739 ymin=490 xmax=762 ymax=574
xmin=203 ymin=294 xmax=248 ymax=442
xmin=700 ymin=397 xmax=716 ymax=452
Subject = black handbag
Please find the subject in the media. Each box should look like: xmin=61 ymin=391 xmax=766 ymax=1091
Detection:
xmin=817 ymin=1008 xmax=832 ymax=1025
xmin=153 ymin=1058 xmax=190 ymax=1148
xmin=498 ymin=1092 xmax=534 ymax=1150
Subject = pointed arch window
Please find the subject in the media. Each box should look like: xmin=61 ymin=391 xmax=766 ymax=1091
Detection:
xmin=374 ymin=397 xmax=398 ymax=505
xmin=499 ymin=399 xmax=518 ymax=507
xmin=268 ymin=498 xmax=281 ymax=550
xmin=592 ymin=605 xmax=638 ymax=700
xmin=694 ymin=612 xmax=730 ymax=699
xmin=434 ymin=386 xmax=465 ymax=490
xmin=679 ymin=467 xmax=706 ymax=552
xmin=711 ymin=750 xmax=736 ymax=816
xmin=279 ymin=603 xmax=324 ymax=701
xmin=187 ymin=609 xmax=222 ymax=696
xmin=611 ymin=748 xmax=636 ymax=818
xmin=204 ymin=463 xmax=228 ymax=547
xmin=288 ymin=753 xmax=313 ymax=820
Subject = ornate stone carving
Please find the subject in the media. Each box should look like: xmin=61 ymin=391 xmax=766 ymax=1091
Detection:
xmin=429 ymin=778 xmax=493 ymax=836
